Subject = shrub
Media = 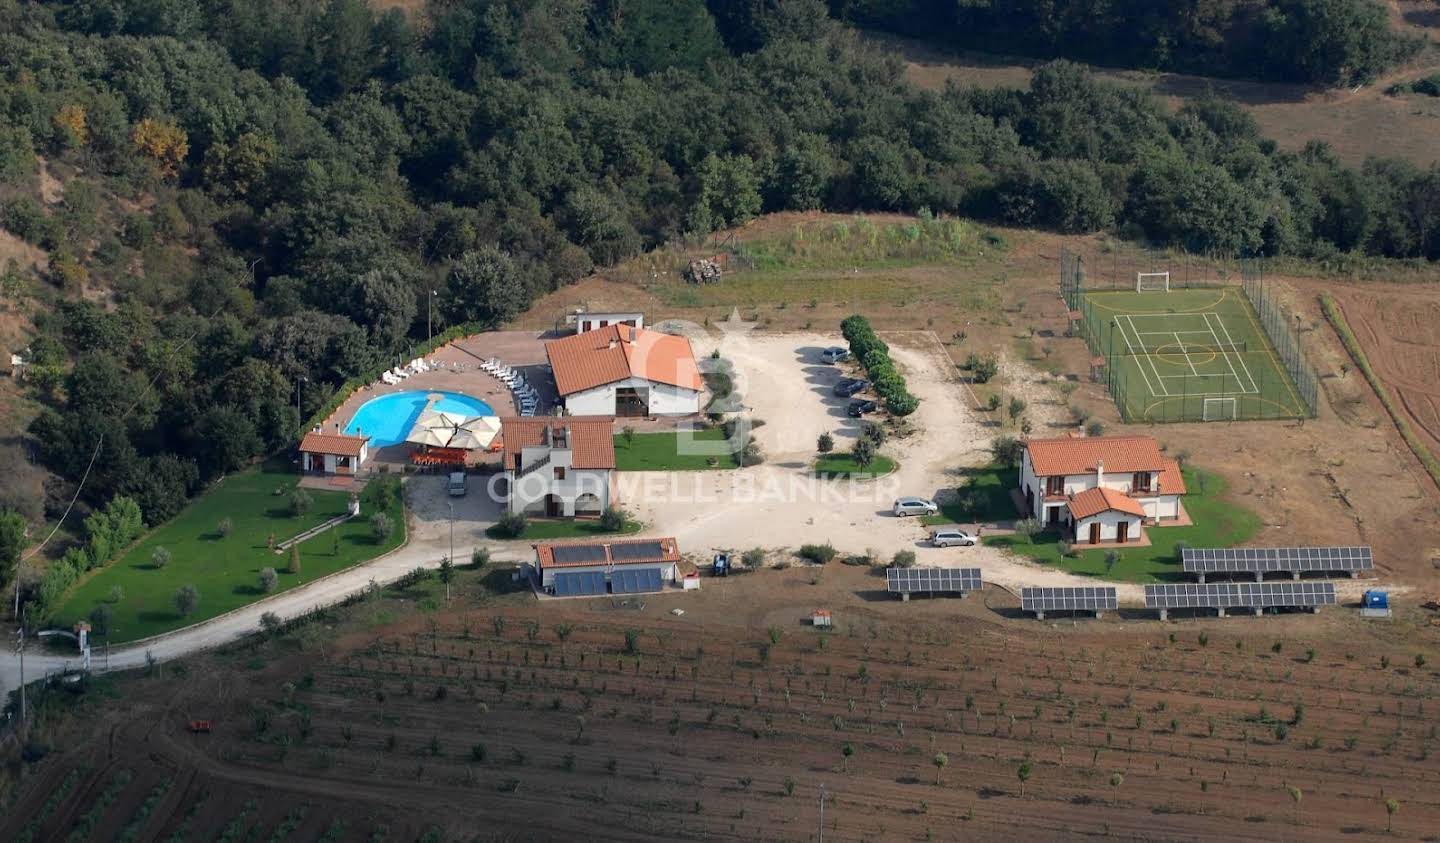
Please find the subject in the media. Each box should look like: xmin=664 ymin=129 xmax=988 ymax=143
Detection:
xmin=851 ymin=437 xmax=876 ymax=467
xmin=1103 ymin=550 xmax=1120 ymax=574
xmin=986 ymin=393 xmax=1002 ymax=411
xmin=173 ymin=584 xmax=199 ymax=617
xmin=598 ymin=507 xmax=628 ymax=532
xmin=797 ymin=543 xmax=837 ymax=564
xmin=494 ymin=511 xmax=528 ymax=538
xmin=991 ymin=435 xmax=1024 ymax=466
xmin=892 ymin=550 xmax=917 ymax=568
xmin=861 ymin=422 xmax=886 ymax=446
xmin=1013 ymin=518 xmax=1041 ymax=539
xmin=741 ymin=547 xmax=766 ymax=568
xmin=817 ymin=432 xmax=834 ymax=453
xmin=289 ymin=489 xmax=313 ymax=517
xmin=259 ymin=567 xmax=278 ymax=593
xmin=260 ymin=611 xmax=282 ymax=635
xmin=151 ymin=546 xmax=171 ymax=569
xmin=471 ymin=547 xmax=490 ymax=569
xmin=1056 ymin=540 xmax=1071 ymax=558
xmin=371 ymin=512 xmax=394 ymax=543
xmin=217 ymin=517 xmax=233 ymax=538
xmin=972 ymin=354 xmax=999 ymax=384
xmin=1085 ymin=420 xmax=1105 ymax=437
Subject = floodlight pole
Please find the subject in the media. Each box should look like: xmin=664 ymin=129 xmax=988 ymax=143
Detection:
xmin=818 ymin=782 xmax=826 ymax=843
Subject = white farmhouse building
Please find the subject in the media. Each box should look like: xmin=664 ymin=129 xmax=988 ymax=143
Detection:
xmin=1018 ymin=435 xmax=1187 ymax=546
xmin=298 ymin=431 xmax=370 ymax=476
xmin=501 ymin=417 xmax=616 ymax=518
xmin=545 ymin=324 xmax=702 ymax=417
xmin=571 ymin=311 xmax=644 ymax=334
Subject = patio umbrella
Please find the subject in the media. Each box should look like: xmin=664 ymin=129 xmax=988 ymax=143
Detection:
xmin=453 ymin=415 xmax=501 ymax=449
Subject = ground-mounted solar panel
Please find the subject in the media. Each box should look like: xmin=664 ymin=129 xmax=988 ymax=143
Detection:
xmin=1182 ymin=546 xmax=1372 ymax=576
xmin=610 ymin=541 xmax=667 ymax=563
xmin=1020 ymin=586 xmax=1118 ymax=613
xmin=1145 ymin=582 xmax=1336 ymax=610
xmin=551 ymin=544 xmax=608 ymax=565
xmin=885 ymin=567 xmax=982 ymax=594
xmin=554 ymin=570 xmax=606 ymax=597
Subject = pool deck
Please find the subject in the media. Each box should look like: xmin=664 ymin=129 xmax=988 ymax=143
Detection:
xmin=316 ymin=330 xmax=558 ymax=470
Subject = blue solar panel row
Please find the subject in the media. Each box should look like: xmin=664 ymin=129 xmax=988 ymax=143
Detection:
xmin=553 ymin=571 xmax=606 ymax=596
xmin=611 ymin=567 xmax=664 ymax=594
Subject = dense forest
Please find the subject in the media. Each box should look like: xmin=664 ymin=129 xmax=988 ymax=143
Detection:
xmin=831 ymin=0 xmax=1421 ymax=85
xmin=2 ymin=0 xmax=1440 ymax=593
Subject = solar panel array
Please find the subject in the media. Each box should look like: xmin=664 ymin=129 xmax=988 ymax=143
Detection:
xmin=611 ymin=568 xmax=664 ymax=594
xmin=553 ymin=570 xmax=607 ymax=597
xmin=886 ymin=567 xmax=982 ymax=594
xmin=611 ymin=541 xmax=668 ymax=563
xmin=1182 ymin=546 xmax=1372 ymax=575
xmin=1021 ymin=587 xmax=1118 ymax=613
xmin=1145 ymin=582 xmax=1336 ymax=609
xmin=551 ymin=544 xmax=608 ymax=565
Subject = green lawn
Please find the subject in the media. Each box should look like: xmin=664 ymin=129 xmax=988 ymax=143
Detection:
xmin=613 ymin=430 xmax=737 ymax=471
xmin=921 ymin=464 xmax=1018 ymax=525
xmin=983 ymin=468 xmax=1260 ymax=583
xmin=485 ymin=518 xmax=643 ymax=541
xmin=813 ymin=452 xmax=898 ymax=479
xmin=56 ymin=464 xmax=406 ymax=644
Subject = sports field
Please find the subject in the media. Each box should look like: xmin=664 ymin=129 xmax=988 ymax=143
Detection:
xmin=1078 ymin=288 xmax=1310 ymax=422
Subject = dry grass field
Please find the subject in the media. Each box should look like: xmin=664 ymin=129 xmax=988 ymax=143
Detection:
xmin=4 ymin=565 xmax=1439 ymax=841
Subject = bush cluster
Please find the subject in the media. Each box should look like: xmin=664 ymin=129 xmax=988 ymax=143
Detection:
xmin=841 ymin=315 xmax=919 ymax=416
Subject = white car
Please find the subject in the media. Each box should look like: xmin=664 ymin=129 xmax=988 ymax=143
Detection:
xmin=930 ymin=529 xmax=978 ymax=548
xmin=893 ymin=497 xmax=938 ymax=517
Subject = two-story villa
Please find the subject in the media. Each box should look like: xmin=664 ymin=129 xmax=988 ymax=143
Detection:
xmin=501 ymin=417 xmax=617 ymax=518
xmin=1018 ymin=435 xmax=1186 ymax=545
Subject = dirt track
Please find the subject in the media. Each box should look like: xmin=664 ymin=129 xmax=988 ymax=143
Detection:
xmin=5 ymin=564 xmax=1438 ymax=841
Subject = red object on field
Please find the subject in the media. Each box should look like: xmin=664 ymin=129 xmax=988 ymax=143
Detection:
xmin=188 ymin=720 xmax=212 ymax=733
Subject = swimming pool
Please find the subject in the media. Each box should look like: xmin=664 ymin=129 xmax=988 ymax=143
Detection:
xmin=344 ymin=391 xmax=495 ymax=448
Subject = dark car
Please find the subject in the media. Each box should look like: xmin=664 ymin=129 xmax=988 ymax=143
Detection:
xmin=847 ymin=399 xmax=878 ymax=417
xmin=821 ymin=346 xmax=851 ymax=364
xmin=832 ymin=378 xmax=870 ymax=397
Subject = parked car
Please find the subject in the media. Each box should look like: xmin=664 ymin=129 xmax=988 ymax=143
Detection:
xmin=847 ymin=399 xmax=879 ymax=418
xmin=821 ymin=346 xmax=851 ymax=364
xmin=833 ymin=377 xmax=870 ymax=397
xmin=892 ymin=497 xmax=938 ymax=517
xmin=447 ymin=472 xmax=467 ymax=497
xmin=930 ymin=528 xmax=978 ymax=547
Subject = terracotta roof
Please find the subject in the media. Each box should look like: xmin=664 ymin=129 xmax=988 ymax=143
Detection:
xmin=1067 ymin=487 xmax=1146 ymax=520
xmin=1025 ymin=435 xmax=1167 ymax=476
xmin=299 ymin=432 xmax=368 ymax=457
xmin=1157 ymin=459 xmax=1187 ymax=495
xmin=534 ymin=536 xmax=681 ymax=569
xmin=545 ymin=325 xmax=702 ymax=396
xmin=500 ymin=417 xmax=615 ymax=471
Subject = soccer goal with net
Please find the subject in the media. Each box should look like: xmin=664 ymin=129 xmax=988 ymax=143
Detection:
xmin=1136 ymin=272 xmax=1170 ymax=293
xmin=1202 ymin=397 xmax=1237 ymax=421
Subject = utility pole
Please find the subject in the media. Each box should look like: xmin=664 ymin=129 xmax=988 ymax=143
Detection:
xmin=818 ymin=782 xmax=826 ymax=843
xmin=15 ymin=604 xmax=26 ymax=724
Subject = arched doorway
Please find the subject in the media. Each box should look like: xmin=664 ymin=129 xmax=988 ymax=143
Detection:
xmin=574 ymin=493 xmax=602 ymax=516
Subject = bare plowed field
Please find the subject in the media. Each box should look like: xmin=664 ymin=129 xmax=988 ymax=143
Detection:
xmin=6 ymin=565 xmax=1439 ymax=841
xmin=1328 ymin=286 xmax=1440 ymax=461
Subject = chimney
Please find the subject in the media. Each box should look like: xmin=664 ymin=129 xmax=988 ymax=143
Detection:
xmin=1096 ymin=458 xmax=1104 ymax=487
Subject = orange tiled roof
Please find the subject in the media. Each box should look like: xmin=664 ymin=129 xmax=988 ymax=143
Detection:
xmin=1157 ymin=459 xmax=1187 ymax=495
xmin=500 ymin=417 xmax=615 ymax=470
xmin=1068 ymin=487 xmax=1147 ymax=520
xmin=534 ymin=536 xmax=681 ymax=569
xmin=545 ymin=325 xmax=702 ymax=396
xmin=299 ymin=432 xmax=369 ymax=457
xmin=1025 ymin=435 xmax=1167 ymax=476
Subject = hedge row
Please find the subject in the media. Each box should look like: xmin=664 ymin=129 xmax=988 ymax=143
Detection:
xmin=840 ymin=315 xmax=919 ymax=416
xmin=1320 ymin=293 xmax=1440 ymax=490
xmin=302 ymin=321 xmax=486 ymax=438
xmin=34 ymin=495 xmax=144 ymax=621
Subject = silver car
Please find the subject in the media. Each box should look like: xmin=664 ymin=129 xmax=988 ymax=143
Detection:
xmin=931 ymin=529 xmax=978 ymax=547
xmin=821 ymin=346 xmax=851 ymax=364
xmin=892 ymin=497 xmax=938 ymax=517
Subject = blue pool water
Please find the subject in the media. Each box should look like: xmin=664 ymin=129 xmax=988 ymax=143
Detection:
xmin=344 ymin=391 xmax=495 ymax=448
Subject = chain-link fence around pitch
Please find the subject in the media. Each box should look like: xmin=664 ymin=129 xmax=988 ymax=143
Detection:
xmin=1061 ymin=248 xmax=1318 ymax=423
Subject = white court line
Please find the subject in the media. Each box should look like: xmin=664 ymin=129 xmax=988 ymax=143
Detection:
xmin=1206 ymin=312 xmax=1260 ymax=394
xmin=1172 ymin=332 xmax=1200 ymax=375
xmin=1114 ymin=315 xmax=1165 ymax=397
xmin=1122 ymin=315 xmax=1169 ymax=396
xmin=1200 ymin=312 xmax=1245 ymax=393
